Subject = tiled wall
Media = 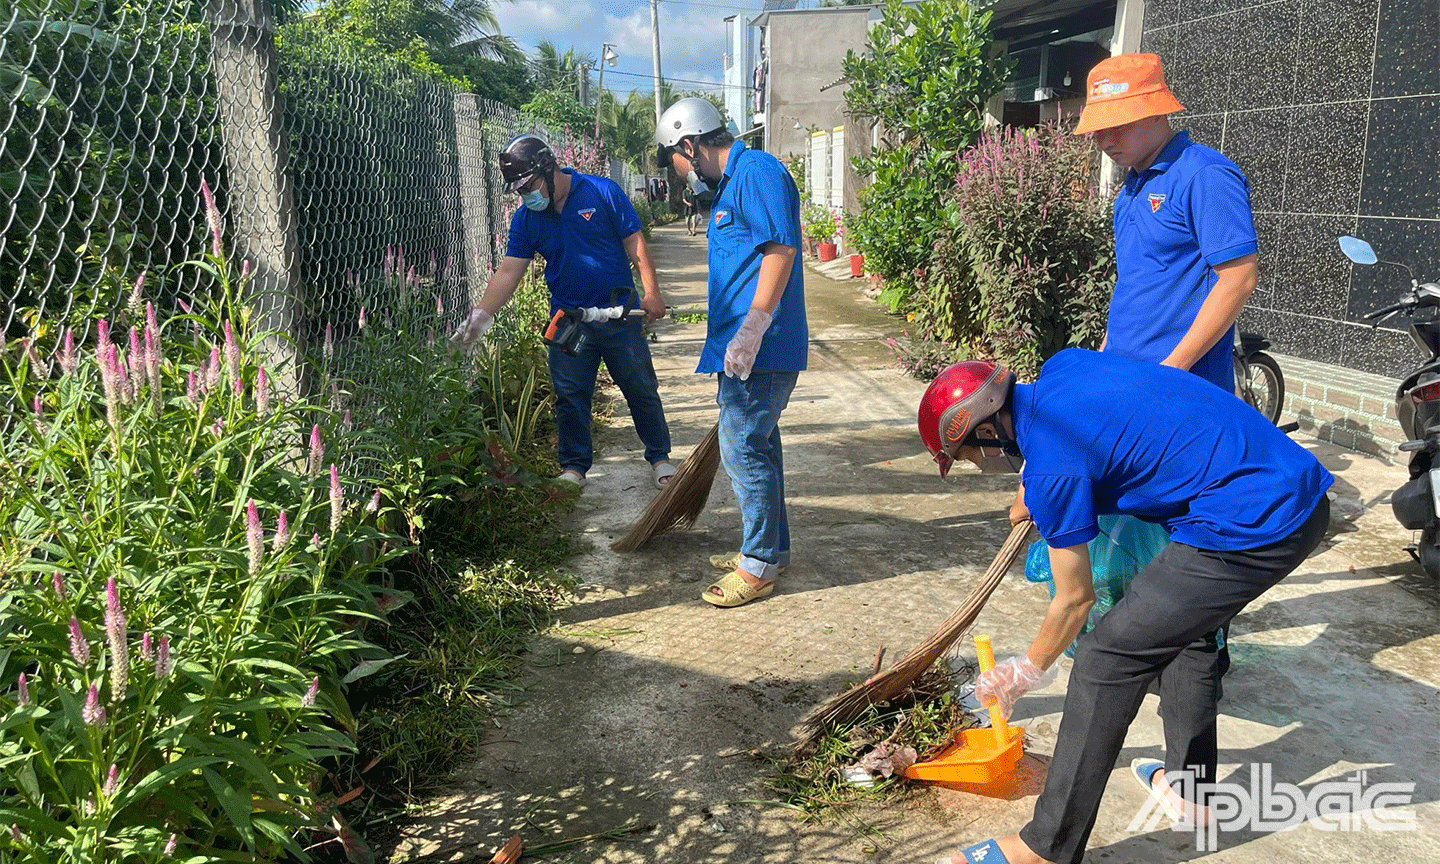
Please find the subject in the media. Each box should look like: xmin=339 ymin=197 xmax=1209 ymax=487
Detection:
xmin=1142 ymin=0 xmax=1440 ymax=378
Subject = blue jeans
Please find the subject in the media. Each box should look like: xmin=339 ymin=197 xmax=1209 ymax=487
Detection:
xmin=548 ymin=316 xmax=671 ymax=475
xmin=716 ymin=370 xmax=798 ymax=580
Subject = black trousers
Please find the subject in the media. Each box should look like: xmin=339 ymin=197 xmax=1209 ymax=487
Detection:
xmin=1019 ymin=497 xmax=1329 ymax=864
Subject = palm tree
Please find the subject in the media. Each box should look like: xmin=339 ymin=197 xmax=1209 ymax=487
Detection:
xmin=312 ymin=0 xmax=521 ymax=62
xmin=529 ymin=39 xmax=595 ymax=98
xmin=598 ymin=90 xmax=657 ymax=167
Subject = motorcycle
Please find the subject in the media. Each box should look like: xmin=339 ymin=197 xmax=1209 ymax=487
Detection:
xmin=1234 ymin=331 xmax=1285 ymax=425
xmin=1341 ymin=234 xmax=1440 ymax=585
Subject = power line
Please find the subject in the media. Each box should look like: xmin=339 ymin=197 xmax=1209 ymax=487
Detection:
xmin=602 ymin=68 xmax=745 ymax=90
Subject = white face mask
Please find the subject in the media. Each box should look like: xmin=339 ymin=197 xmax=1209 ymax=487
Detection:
xmin=679 ymin=145 xmax=713 ymax=195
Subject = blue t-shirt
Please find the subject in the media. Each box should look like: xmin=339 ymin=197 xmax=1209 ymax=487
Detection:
xmin=699 ymin=141 xmax=808 ymax=374
xmin=505 ymin=169 xmax=643 ymax=312
xmin=1106 ymin=131 xmax=1257 ymax=392
xmin=1016 ymin=349 xmax=1332 ymax=552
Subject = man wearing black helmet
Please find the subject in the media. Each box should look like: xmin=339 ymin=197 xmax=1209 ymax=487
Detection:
xmin=454 ymin=134 xmax=675 ymax=490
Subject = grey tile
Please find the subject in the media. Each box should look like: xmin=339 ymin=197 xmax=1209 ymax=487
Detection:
xmin=1253 ymin=212 xmax=1282 ymax=305
xmin=1227 ymin=1 xmax=1304 ymax=109
xmin=1270 ymin=213 xmax=1359 ymax=319
xmin=1270 ymin=308 xmax=1345 ymax=364
xmin=1141 ymin=24 xmax=1176 ymax=67
xmin=1166 ymin=16 xmax=1233 ymax=116
xmin=1283 ymin=101 xmax=1367 ymax=214
xmin=1144 ymin=0 xmax=1186 ymax=30
xmin=1373 ymin=0 xmax=1440 ymax=98
xmin=1223 ymin=108 xmax=1293 ymax=214
xmin=1176 ymin=112 xmax=1226 ymax=150
xmin=1359 ymin=96 xmax=1440 ymax=220
xmin=1342 ymin=321 xmax=1418 ymax=378
xmin=1295 ymin=0 xmax=1380 ymax=103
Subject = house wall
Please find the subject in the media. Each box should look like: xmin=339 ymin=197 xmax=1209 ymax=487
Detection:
xmin=1143 ymin=0 xmax=1440 ymax=378
xmin=763 ymin=9 xmax=875 ymax=215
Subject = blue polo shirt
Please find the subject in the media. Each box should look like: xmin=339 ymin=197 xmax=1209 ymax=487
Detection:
xmin=699 ymin=141 xmax=808 ymax=374
xmin=1107 ymin=131 xmax=1257 ymax=392
xmin=505 ymin=169 xmax=642 ymax=312
xmin=1016 ymin=349 xmax=1332 ymax=552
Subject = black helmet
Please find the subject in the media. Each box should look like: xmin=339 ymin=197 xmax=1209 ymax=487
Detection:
xmin=499 ymin=134 xmax=557 ymax=192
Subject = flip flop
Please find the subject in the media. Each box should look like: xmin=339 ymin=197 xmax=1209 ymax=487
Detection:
xmin=1130 ymin=758 xmax=1184 ymax=822
xmin=555 ymin=470 xmax=586 ymax=488
xmin=708 ymin=551 xmax=787 ymax=574
xmin=934 ymin=838 xmax=1010 ymax=864
xmin=701 ymin=570 xmax=774 ymax=608
xmin=652 ymin=460 xmax=677 ymax=489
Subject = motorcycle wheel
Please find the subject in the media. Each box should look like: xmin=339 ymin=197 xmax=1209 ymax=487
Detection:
xmin=1420 ymin=526 xmax=1440 ymax=587
xmin=1237 ymin=351 xmax=1285 ymax=425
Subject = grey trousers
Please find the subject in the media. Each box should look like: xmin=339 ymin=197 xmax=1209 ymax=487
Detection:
xmin=1019 ymin=497 xmax=1330 ymax=864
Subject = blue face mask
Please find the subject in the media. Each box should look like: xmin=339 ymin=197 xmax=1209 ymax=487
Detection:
xmin=522 ymin=190 xmax=550 ymax=212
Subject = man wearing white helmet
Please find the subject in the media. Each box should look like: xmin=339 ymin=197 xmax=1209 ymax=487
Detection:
xmin=656 ymin=97 xmax=808 ymax=607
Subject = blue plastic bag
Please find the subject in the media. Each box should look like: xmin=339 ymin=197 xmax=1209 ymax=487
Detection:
xmin=1024 ymin=514 xmax=1172 ymax=658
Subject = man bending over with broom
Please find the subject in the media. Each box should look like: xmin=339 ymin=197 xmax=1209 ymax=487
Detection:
xmin=917 ymin=349 xmax=1331 ymax=864
xmin=656 ymin=98 xmax=808 ymax=607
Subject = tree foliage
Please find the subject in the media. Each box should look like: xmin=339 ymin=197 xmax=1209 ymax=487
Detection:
xmin=841 ymin=0 xmax=1010 ymax=308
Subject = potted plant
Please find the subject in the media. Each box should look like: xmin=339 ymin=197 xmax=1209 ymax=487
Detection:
xmin=838 ymin=211 xmax=864 ymax=276
xmin=805 ymin=204 xmax=838 ymax=261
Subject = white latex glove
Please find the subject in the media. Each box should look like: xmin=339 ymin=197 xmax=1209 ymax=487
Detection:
xmin=974 ymin=656 xmax=1047 ymax=721
xmin=451 ymin=308 xmax=493 ymax=348
xmin=722 ymin=308 xmax=772 ymax=380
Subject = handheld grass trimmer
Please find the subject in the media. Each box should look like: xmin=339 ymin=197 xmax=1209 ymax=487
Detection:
xmin=542 ymin=293 xmax=646 ymax=356
xmin=793 ymin=519 xmax=1033 ymax=755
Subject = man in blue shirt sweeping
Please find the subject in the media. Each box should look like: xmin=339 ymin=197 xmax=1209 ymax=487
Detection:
xmin=453 ymin=135 xmax=674 ymax=490
xmin=656 ymin=98 xmax=808 ymax=607
xmin=920 ymin=350 xmax=1332 ymax=864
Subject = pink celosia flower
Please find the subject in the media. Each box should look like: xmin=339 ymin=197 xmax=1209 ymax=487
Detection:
xmin=69 ymin=617 xmax=91 ymax=666
xmin=103 ymin=763 xmax=119 ymax=797
xmin=16 ymin=673 xmax=29 ymax=706
xmin=52 ymin=572 xmax=65 ymax=600
xmin=329 ymin=464 xmax=343 ymax=535
xmin=59 ymin=327 xmax=76 ymax=375
xmin=308 ymin=425 xmax=324 ymax=476
xmin=273 ymin=510 xmax=290 ymax=551
xmin=105 ymin=578 xmax=128 ymax=699
xmin=246 ymin=500 xmax=264 ymax=576
xmin=255 ymin=368 xmax=270 ymax=417
xmin=301 ymin=676 xmax=319 ymax=708
xmin=155 ymin=635 xmax=173 ymax=679
xmin=164 ymin=834 xmax=177 ymax=855
xmin=82 ymin=684 xmax=105 ymax=726
xmin=223 ymin=320 xmax=240 ymax=387
xmin=140 ymin=632 xmax=154 ymax=663
xmin=200 ymin=179 xmax=223 ymax=257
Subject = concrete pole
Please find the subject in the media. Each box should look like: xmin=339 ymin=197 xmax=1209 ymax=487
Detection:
xmin=205 ymin=0 xmax=303 ymax=397
xmin=650 ymin=0 xmax=664 ymax=125
xmin=594 ymin=55 xmax=607 ymax=141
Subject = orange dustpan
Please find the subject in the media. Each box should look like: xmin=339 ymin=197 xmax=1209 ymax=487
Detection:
xmin=904 ymin=634 xmax=1024 ymax=786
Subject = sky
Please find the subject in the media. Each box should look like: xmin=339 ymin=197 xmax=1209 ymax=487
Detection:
xmin=494 ymin=0 xmax=776 ymax=101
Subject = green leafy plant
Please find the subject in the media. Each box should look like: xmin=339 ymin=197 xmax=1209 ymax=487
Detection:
xmin=0 ymin=182 xmax=405 ymax=862
xmin=802 ymin=203 xmax=837 ymax=243
xmin=924 ymin=124 xmax=1114 ymax=378
xmin=841 ymin=0 xmax=1011 ymax=306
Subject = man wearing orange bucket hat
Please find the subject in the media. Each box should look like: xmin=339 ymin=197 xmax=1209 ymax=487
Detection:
xmin=1076 ymin=52 xmax=1258 ymax=394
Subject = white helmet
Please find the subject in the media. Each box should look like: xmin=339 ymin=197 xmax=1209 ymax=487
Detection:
xmin=656 ymin=97 xmax=727 ymax=150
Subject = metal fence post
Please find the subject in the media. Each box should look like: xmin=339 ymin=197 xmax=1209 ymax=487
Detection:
xmin=205 ymin=0 xmax=303 ymax=396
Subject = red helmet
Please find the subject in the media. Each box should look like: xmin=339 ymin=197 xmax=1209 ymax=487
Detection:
xmin=917 ymin=361 xmax=1016 ymax=477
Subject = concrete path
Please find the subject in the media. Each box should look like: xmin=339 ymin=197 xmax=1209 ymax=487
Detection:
xmin=394 ymin=222 xmax=1440 ymax=863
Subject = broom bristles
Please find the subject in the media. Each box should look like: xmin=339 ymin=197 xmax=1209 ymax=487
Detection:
xmin=611 ymin=422 xmax=722 ymax=552
xmin=793 ymin=520 xmax=1033 ymax=755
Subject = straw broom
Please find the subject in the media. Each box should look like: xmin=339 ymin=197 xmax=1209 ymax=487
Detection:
xmin=611 ymin=422 xmax=722 ymax=552
xmin=793 ymin=519 xmax=1033 ymax=755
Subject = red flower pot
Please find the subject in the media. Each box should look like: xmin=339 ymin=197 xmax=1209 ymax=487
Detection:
xmin=849 ymin=253 xmax=865 ymax=277
xmin=817 ymin=241 xmax=837 ymax=262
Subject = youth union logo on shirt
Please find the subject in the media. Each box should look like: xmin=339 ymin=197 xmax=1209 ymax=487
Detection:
xmin=578 ymin=208 xmax=596 ymax=221
xmin=1148 ymin=192 xmax=1166 ymax=213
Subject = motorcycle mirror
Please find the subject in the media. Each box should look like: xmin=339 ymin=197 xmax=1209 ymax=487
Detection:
xmin=1339 ymin=235 xmax=1378 ymax=265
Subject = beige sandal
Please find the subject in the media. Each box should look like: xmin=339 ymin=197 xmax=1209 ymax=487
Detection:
xmin=708 ymin=552 xmax=786 ymax=574
xmin=702 ymin=570 xmax=774 ymax=608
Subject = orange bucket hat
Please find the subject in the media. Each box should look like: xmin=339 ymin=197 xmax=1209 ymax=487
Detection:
xmin=1073 ymin=53 xmax=1185 ymax=135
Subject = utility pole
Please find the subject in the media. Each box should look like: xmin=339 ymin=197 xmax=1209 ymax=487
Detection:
xmin=650 ymin=0 xmax=664 ymax=125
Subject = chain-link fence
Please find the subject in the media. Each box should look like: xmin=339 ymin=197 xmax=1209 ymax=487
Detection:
xmin=2 ymin=0 xmax=635 ymax=371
